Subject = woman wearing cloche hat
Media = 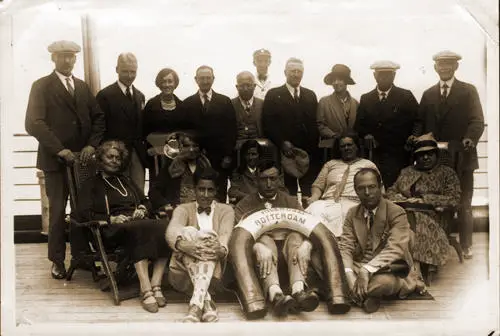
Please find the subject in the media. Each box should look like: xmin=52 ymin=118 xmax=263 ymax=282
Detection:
xmin=317 ymin=64 xmax=359 ymax=140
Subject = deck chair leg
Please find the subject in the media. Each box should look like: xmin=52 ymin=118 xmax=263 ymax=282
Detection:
xmin=93 ymin=228 xmax=121 ymax=305
xmin=448 ymin=236 xmax=464 ymax=263
xmin=66 ymin=259 xmax=77 ymax=281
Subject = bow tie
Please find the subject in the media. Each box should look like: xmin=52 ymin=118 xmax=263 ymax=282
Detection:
xmin=197 ymin=206 xmax=211 ymax=215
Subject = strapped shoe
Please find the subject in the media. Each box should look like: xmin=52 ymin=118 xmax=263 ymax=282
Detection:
xmin=271 ymin=293 xmax=297 ymax=317
xmin=51 ymin=262 xmax=67 ymax=280
xmin=292 ymin=289 xmax=320 ymax=312
xmin=463 ymin=248 xmax=473 ymax=259
xmin=201 ymin=300 xmax=219 ymax=322
xmin=182 ymin=304 xmax=203 ymax=323
xmin=141 ymin=290 xmax=159 ymax=313
xmin=152 ymin=286 xmax=167 ymax=308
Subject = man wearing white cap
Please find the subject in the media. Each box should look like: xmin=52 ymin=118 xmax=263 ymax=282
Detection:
xmin=25 ymin=40 xmax=105 ymax=279
xmin=414 ymin=51 xmax=484 ymax=259
xmin=354 ymin=61 xmax=419 ymax=189
xmin=253 ymin=49 xmax=273 ymax=100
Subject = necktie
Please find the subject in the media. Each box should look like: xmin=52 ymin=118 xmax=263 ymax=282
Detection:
xmin=441 ymin=83 xmax=448 ymax=101
xmin=126 ymin=86 xmax=133 ymax=101
xmin=197 ymin=206 xmax=211 ymax=215
xmin=293 ymin=87 xmax=299 ymax=103
xmin=203 ymin=94 xmax=210 ymax=112
xmin=65 ymin=78 xmax=74 ymax=97
xmin=244 ymin=101 xmax=251 ymax=114
xmin=332 ymin=164 xmax=351 ymax=202
xmin=380 ymin=92 xmax=387 ymax=103
xmin=367 ymin=210 xmax=374 ymax=231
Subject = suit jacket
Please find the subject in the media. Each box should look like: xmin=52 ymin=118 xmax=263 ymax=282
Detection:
xmin=231 ymin=96 xmax=264 ymax=139
xmin=183 ymin=91 xmax=237 ymax=168
xmin=338 ymin=198 xmax=413 ymax=271
xmin=96 ymin=82 xmax=147 ymax=166
xmin=166 ymin=201 xmax=235 ymax=279
xmin=414 ymin=79 xmax=484 ymax=170
xmin=25 ymin=71 xmax=105 ymax=171
xmin=262 ymin=84 xmax=319 ymax=155
xmin=317 ymin=92 xmax=358 ymax=138
xmin=354 ymin=86 xmax=419 ymax=153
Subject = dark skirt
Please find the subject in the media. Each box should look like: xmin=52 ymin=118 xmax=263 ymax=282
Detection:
xmin=102 ymin=218 xmax=171 ymax=263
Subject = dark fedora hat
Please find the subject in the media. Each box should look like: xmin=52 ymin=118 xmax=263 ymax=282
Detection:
xmin=323 ymin=64 xmax=355 ymax=85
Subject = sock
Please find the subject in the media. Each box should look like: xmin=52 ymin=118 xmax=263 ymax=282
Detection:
xmin=291 ymin=281 xmax=305 ymax=295
xmin=183 ymin=256 xmax=216 ymax=309
xmin=268 ymin=284 xmax=283 ymax=302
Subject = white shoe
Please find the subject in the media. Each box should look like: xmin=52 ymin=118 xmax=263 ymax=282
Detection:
xmin=463 ymin=247 xmax=473 ymax=259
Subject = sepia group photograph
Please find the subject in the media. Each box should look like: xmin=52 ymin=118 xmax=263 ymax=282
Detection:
xmin=0 ymin=0 xmax=498 ymax=335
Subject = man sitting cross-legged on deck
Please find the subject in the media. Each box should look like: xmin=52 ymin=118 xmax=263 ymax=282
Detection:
xmin=234 ymin=159 xmax=319 ymax=317
xmin=166 ymin=167 xmax=235 ymax=323
xmin=338 ymin=167 xmax=420 ymax=313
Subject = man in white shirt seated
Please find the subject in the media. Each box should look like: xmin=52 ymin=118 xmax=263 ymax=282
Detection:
xmin=166 ymin=167 xmax=235 ymax=323
xmin=338 ymin=168 xmax=420 ymax=314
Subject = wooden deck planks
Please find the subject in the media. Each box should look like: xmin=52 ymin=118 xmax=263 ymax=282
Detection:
xmin=14 ymin=233 xmax=494 ymax=324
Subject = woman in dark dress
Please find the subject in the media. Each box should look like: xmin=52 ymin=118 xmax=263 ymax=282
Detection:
xmin=76 ymin=140 xmax=170 ymax=313
xmin=143 ymin=68 xmax=187 ymax=136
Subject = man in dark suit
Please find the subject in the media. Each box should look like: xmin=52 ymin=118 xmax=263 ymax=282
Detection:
xmin=183 ymin=65 xmax=237 ymax=202
xmin=25 ymin=40 xmax=105 ymax=279
xmin=96 ymin=53 xmax=147 ymax=190
xmin=414 ymin=51 xmax=484 ymax=259
xmin=354 ymin=61 xmax=419 ymax=189
xmin=232 ymin=71 xmax=264 ymax=142
xmin=262 ymin=58 xmax=320 ymax=197
xmin=339 ymin=168 xmax=419 ymax=313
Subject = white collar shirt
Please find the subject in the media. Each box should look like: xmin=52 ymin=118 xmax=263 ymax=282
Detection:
xmin=286 ymin=82 xmax=300 ymax=99
xmin=195 ymin=200 xmax=216 ymax=232
xmin=55 ymin=70 xmax=74 ymax=93
xmin=439 ymin=77 xmax=455 ymax=97
xmin=117 ymin=80 xmax=134 ymax=98
xmin=377 ymin=86 xmax=392 ymax=101
xmin=199 ymin=89 xmax=213 ymax=104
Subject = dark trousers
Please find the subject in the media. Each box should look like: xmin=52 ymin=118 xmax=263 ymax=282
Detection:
xmin=44 ymin=169 xmax=70 ymax=264
xmin=372 ymin=150 xmax=408 ymax=189
xmin=458 ymin=170 xmax=474 ymax=249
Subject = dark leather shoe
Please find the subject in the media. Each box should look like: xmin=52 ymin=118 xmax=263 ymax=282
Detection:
xmin=362 ymin=297 xmax=381 ymax=314
xmin=182 ymin=304 xmax=203 ymax=322
xmin=201 ymin=300 xmax=219 ymax=322
xmin=51 ymin=262 xmax=67 ymax=280
xmin=271 ymin=293 xmax=297 ymax=317
xmin=292 ymin=289 xmax=320 ymax=312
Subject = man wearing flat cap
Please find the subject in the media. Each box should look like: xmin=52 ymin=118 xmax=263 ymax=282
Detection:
xmin=317 ymin=64 xmax=359 ymax=139
xmin=96 ymin=53 xmax=147 ymax=190
xmin=262 ymin=58 xmax=321 ymax=198
xmin=253 ymin=49 xmax=273 ymax=100
xmin=413 ymin=51 xmax=484 ymax=259
xmin=354 ymin=60 xmax=419 ymax=189
xmin=25 ymin=40 xmax=105 ymax=279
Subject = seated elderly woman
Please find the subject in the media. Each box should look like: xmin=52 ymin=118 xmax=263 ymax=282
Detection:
xmin=386 ymin=133 xmax=461 ymax=284
xmin=148 ymin=132 xmax=211 ymax=213
xmin=166 ymin=167 xmax=234 ymax=322
xmin=74 ymin=140 xmax=170 ymax=313
xmin=228 ymin=139 xmax=286 ymax=203
xmin=305 ymin=131 xmax=380 ymax=236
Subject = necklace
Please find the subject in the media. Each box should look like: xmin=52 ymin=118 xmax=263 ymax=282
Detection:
xmin=103 ymin=175 xmax=128 ymax=197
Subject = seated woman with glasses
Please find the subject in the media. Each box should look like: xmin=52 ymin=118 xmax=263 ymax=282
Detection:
xmin=148 ymin=132 xmax=211 ymax=213
xmin=305 ymin=131 xmax=381 ymax=236
xmin=74 ymin=140 xmax=170 ymax=313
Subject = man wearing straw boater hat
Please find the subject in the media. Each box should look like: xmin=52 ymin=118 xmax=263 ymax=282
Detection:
xmin=354 ymin=60 xmax=419 ymax=189
xmin=414 ymin=50 xmax=484 ymax=259
xmin=317 ymin=64 xmax=359 ymax=139
xmin=25 ymin=40 xmax=105 ymax=279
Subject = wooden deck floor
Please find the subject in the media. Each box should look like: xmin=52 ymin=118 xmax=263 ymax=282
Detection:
xmin=15 ymin=233 xmax=496 ymax=324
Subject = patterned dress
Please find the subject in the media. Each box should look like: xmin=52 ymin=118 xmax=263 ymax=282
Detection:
xmin=386 ymin=164 xmax=461 ymax=266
